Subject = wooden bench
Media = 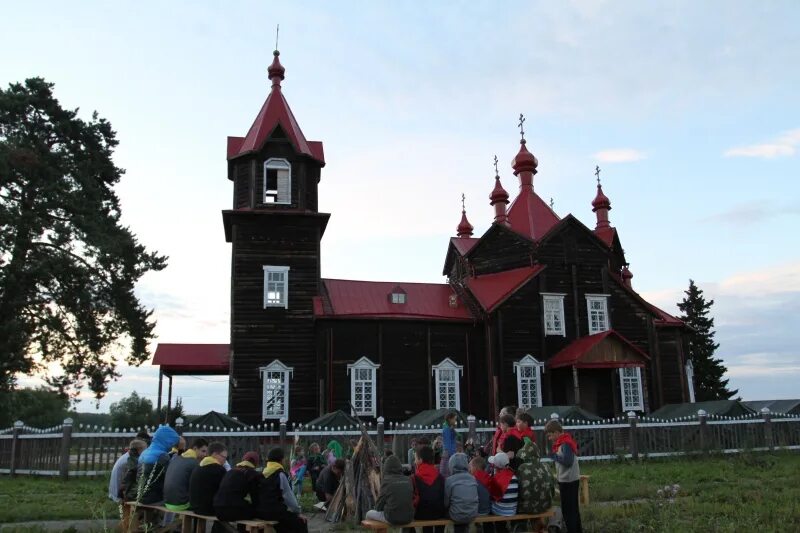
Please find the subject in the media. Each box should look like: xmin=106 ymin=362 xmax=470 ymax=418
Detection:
xmin=123 ymin=502 xmax=276 ymax=533
xmin=362 ymin=509 xmax=555 ymax=532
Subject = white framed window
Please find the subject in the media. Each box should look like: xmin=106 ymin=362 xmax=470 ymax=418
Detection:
xmin=347 ymin=357 xmax=380 ymax=417
xmin=586 ymin=294 xmax=610 ymax=334
xmin=260 ymin=360 xmax=293 ymax=420
xmin=263 ymin=266 xmax=290 ymax=309
xmin=432 ymin=358 xmax=463 ymax=410
xmin=514 ymin=355 xmax=544 ymax=409
xmin=541 ymin=293 xmax=566 ymax=336
xmin=619 ymin=367 xmax=644 ymax=411
xmin=263 ymin=158 xmax=291 ymax=204
xmin=685 ymin=359 xmax=696 ymax=403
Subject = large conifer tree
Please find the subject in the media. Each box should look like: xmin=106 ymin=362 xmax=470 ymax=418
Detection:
xmin=677 ymin=280 xmax=737 ymax=401
xmin=0 ymin=78 xmax=167 ymax=399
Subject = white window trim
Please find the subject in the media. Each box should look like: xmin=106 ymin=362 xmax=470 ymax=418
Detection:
xmin=263 ymin=265 xmax=290 ymax=309
xmin=263 ymin=158 xmax=291 ymax=205
xmin=432 ymin=358 xmax=464 ymax=411
xmin=586 ymin=294 xmax=611 ymax=334
xmin=541 ymin=292 xmax=566 ymax=337
xmin=347 ymin=357 xmax=380 ymax=417
xmin=685 ymin=359 xmax=696 ymax=403
xmin=618 ymin=367 xmax=644 ymax=411
xmin=259 ymin=360 xmax=293 ymax=420
xmin=514 ymin=355 xmax=544 ymax=408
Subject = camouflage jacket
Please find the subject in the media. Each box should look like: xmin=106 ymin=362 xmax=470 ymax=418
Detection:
xmin=515 ymin=439 xmax=555 ymax=514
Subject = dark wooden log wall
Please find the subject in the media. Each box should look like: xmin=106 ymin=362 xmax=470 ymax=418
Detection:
xmin=229 ymin=217 xmax=323 ymax=423
xmin=468 ymin=226 xmax=534 ymax=276
xmin=317 ymin=320 xmax=489 ymax=422
xmin=656 ymin=327 xmax=688 ymax=405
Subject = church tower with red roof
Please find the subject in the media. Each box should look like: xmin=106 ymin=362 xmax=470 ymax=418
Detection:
xmin=222 ymin=50 xmax=329 ymax=422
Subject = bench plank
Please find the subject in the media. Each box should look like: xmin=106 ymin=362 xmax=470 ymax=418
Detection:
xmin=362 ymin=510 xmax=555 ymax=531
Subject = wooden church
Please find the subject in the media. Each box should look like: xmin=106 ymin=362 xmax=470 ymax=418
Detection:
xmin=156 ymin=50 xmax=693 ymax=424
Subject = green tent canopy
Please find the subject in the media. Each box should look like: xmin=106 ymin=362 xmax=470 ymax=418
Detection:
xmin=305 ymin=410 xmax=361 ymax=430
xmin=525 ymin=405 xmax=602 ymax=423
xmin=743 ymin=399 xmax=800 ymax=416
xmin=649 ymin=400 xmax=755 ymax=419
xmin=403 ymin=408 xmax=470 ymax=428
xmin=186 ymin=410 xmax=247 ymax=430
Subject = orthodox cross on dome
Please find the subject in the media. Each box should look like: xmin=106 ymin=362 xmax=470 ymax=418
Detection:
xmin=518 ymin=113 xmax=526 ymax=142
xmin=550 ymin=197 xmax=555 ymax=209
xmin=461 ymin=193 xmax=466 ymax=211
xmin=595 ymin=165 xmax=602 ymax=186
xmin=493 ymin=155 xmax=499 ymax=177
xmin=275 ymin=24 xmax=280 ymax=51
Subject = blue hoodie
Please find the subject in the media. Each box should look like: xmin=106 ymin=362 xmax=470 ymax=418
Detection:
xmin=136 ymin=426 xmax=180 ymax=504
xmin=139 ymin=426 xmax=179 ymax=464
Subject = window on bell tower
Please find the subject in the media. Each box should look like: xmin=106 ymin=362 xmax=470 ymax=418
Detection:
xmin=264 ymin=158 xmax=291 ymax=204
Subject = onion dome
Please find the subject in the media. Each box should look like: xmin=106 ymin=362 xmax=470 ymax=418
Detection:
xmin=268 ymin=50 xmax=285 ymax=88
xmin=490 ymin=176 xmax=509 ymax=205
xmin=457 ymin=209 xmax=474 ymax=238
xmin=592 ymin=183 xmax=611 ymax=212
xmin=621 ymin=264 xmax=634 ymax=288
xmin=512 ymin=140 xmax=538 ymax=176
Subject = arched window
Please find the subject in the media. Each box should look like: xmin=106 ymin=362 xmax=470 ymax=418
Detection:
xmin=347 ymin=357 xmax=380 ymax=416
xmin=514 ymin=355 xmax=544 ymax=408
xmin=432 ymin=358 xmax=463 ymax=410
xmin=260 ymin=360 xmax=293 ymax=420
xmin=263 ymin=158 xmax=291 ymax=204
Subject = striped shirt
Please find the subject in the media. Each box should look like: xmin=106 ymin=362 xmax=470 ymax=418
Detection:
xmin=491 ymin=474 xmax=518 ymax=516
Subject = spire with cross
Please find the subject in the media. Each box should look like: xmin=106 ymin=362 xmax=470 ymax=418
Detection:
xmin=550 ymin=197 xmax=555 ymax=210
xmin=493 ymin=155 xmax=499 ymax=177
xmin=461 ymin=193 xmax=466 ymax=212
xmin=595 ymin=165 xmax=602 ymax=186
xmin=275 ymin=24 xmax=280 ymax=52
xmin=518 ymin=113 xmax=526 ymax=143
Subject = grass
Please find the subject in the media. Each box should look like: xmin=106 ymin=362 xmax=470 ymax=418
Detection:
xmin=1 ymin=452 xmax=799 ymax=531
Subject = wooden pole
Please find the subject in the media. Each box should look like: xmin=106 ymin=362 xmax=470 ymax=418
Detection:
xmin=9 ymin=421 xmax=23 ymax=477
xmin=166 ymin=375 xmax=173 ymax=424
xmin=59 ymin=418 xmax=74 ymax=480
xmin=628 ymin=411 xmax=639 ymax=460
xmin=157 ymin=368 xmax=163 ymax=414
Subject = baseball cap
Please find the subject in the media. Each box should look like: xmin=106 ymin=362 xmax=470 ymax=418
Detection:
xmin=489 ymin=452 xmax=509 ymax=469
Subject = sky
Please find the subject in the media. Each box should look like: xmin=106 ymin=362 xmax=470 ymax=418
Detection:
xmin=3 ymin=0 xmax=799 ymax=415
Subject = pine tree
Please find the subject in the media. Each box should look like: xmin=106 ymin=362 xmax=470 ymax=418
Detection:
xmin=0 ymin=78 xmax=167 ymax=399
xmin=677 ymin=280 xmax=737 ymax=401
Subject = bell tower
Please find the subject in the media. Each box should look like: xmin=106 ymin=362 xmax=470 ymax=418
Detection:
xmin=222 ymin=50 xmax=329 ymax=423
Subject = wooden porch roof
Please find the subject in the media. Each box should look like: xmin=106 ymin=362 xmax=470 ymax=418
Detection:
xmin=547 ymin=330 xmax=650 ymax=369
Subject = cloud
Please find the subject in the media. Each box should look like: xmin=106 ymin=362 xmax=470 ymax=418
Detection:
xmin=701 ymin=201 xmax=800 ymax=226
xmin=592 ymin=149 xmax=647 ymax=163
xmin=640 ymin=261 xmax=800 ymax=400
xmin=724 ymin=128 xmax=800 ymax=158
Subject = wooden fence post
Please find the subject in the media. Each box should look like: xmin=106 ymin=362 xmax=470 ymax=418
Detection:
xmin=9 ymin=420 xmax=23 ymax=477
xmin=697 ymin=409 xmax=708 ymax=453
xmin=377 ymin=417 xmax=385 ymax=456
xmin=59 ymin=417 xmax=74 ymax=480
xmin=628 ymin=411 xmax=639 ymax=460
xmin=467 ymin=415 xmax=476 ymax=445
xmin=279 ymin=418 xmax=287 ymax=463
xmin=761 ymin=408 xmax=773 ymax=451
xmin=175 ymin=417 xmax=184 ymax=436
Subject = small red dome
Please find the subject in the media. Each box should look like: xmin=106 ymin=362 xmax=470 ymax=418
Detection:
xmin=490 ymin=176 xmax=509 ymax=205
xmin=622 ymin=264 xmax=633 ymax=280
xmin=268 ymin=50 xmax=285 ymax=87
xmin=457 ymin=210 xmax=474 ymax=238
xmin=592 ymin=184 xmax=611 ymax=211
xmin=512 ymin=141 xmax=538 ymax=176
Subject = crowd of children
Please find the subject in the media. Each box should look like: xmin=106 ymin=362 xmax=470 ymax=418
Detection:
xmin=108 ymin=426 xmax=309 ymax=533
xmin=108 ymin=409 xmax=581 ymax=533
xmin=370 ymin=407 xmax=581 ymax=532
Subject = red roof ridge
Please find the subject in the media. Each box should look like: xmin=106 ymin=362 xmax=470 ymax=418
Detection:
xmin=322 ymin=277 xmax=452 ymax=287
xmin=465 ymin=265 xmax=546 ymax=313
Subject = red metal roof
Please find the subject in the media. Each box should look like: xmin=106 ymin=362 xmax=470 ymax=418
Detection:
xmin=450 ymin=237 xmax=480 ymax=256
xmin=506 ymin=189 xmax=561 ymax=241
xmin=316 ymin=279 xmax=473 ymax=321
xmin=227 ymin=53 xmax=324 ymax=165
xmin=465 ymin=265 xmax=545 ymax=313
xmin=152 ymin=343 xmax=230 ymax=375
xmin=547 ymin=330 xmax=650 ymax=369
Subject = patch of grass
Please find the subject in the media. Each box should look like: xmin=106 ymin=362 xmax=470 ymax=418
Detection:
xmin=0 ymin=475 xmax=118 ymax=524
